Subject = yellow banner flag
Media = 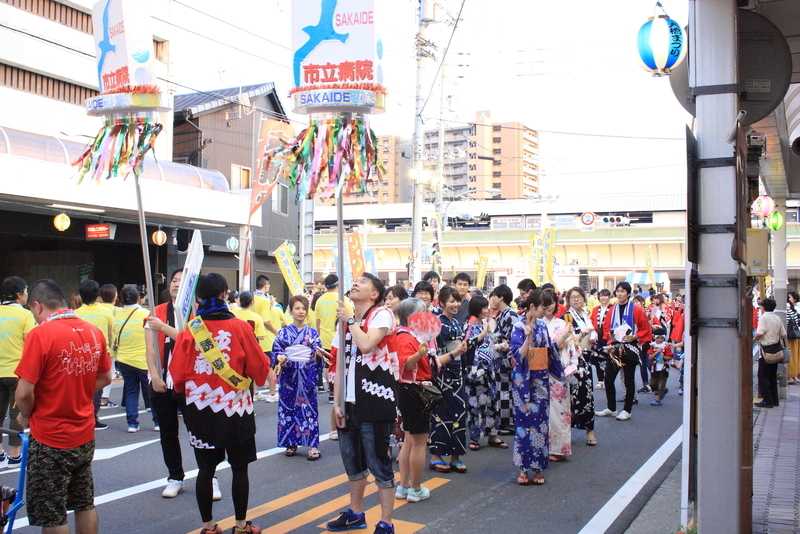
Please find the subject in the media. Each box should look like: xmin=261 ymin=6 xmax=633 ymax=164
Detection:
xmin=346 ymin=231 xmax=366 ymax=279
xmin=542 ymin=228 xmax=557 ymax=291
xmin=274 ymin=242 xmax=305 ymax=296
xmin=644 ymin=246 xmax=656 ymax=289
xmin=476 ymin=256 xmax=489 ymax=288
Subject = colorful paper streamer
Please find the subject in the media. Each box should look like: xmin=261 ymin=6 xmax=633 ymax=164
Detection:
xmin=74 ymin=115 xmax=162 ymax=183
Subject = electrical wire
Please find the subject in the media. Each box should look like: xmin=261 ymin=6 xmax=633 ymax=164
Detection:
xmin=152 ymin=17 xmax=290 ymax=69
xmin=418 ymin=0 xmax=467 ymax=117
xmin=172 ymin=1 xmax=291 ymax=50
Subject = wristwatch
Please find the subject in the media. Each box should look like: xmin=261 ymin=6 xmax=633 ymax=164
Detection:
xmin=346 ymin=317 xmax=356 ymax=326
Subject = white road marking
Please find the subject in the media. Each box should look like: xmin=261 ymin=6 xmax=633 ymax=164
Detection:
xmin=10 ymin=434 xmax=331 ymax=530
xmin=577 ymin=425 xmax=683 ymax=534
xmin=93 ymin=439 xmax=159 ymax=460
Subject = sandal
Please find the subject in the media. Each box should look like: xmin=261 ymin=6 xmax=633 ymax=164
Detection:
xmin=549 ymin=455 xmax=565 ymax=462
xmin=488 ymin=439 xmax=508 ymax=449
xmin=429 ymin=461 xmax=450 ymax=473
xmin=517 ymin=472 xmax=531 ymax=485
xmin=285 ymin=446 xmax=297 ymax=457
xmin=307 ymin=450 xmax=321 ymax=461
xmin=450 ymin=462 xmax=467 ymax=473
xmin=532 ymin=473 xmax=546 ymax=485
xmin=468 ymin=441 xmax=481 ymax=451
xmin=586 ymin=437 xmax=597 ymax=446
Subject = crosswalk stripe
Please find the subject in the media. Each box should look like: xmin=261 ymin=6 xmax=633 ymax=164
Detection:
xmin=201 ymin=476 xmax=449 ymax=534
xmin=339 ymin=477 xmax=450 ymax=534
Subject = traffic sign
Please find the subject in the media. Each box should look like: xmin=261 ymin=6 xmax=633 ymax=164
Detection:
xmin=580 ymin=212 xmax=596 ymax=226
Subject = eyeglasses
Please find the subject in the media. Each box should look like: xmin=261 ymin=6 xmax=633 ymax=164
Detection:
xmin=569 ymin=295 xmax=583 ymax=301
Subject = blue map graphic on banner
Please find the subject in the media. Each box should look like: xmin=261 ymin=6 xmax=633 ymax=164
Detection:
xmin=293 ymin=0 xmax=350 ymax=86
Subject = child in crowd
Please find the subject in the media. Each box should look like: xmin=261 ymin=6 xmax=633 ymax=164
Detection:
xmin=272 ymin=295 xmax=324 ymax=460
xmin=648 ymin=329 xmax=672 ymax=406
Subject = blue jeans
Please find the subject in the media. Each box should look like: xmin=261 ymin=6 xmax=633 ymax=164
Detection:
xmin=337 ymin=404 xmax=395 ymax=488
xmin=117 ymin=361 xmax=158 ymax=428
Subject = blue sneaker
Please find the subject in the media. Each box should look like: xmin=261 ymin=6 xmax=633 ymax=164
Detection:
xmin=326 ymin=509 xmax=366 ymax=531
xmin=651 ymin=400 xmax=662 ymax=406
xmin=394 ymin=485 xmax=408 ymax=500
xmin=374 ymin=521 xmax=394 ymax=534
xmin=7 ymin=456 xmax=21 ymax=466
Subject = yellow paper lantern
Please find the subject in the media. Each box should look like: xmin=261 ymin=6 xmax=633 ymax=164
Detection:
xmin=152 ymin=229 xmax=167 ymax=246
xmin=53 ymin=213 xmax=71 ymax=232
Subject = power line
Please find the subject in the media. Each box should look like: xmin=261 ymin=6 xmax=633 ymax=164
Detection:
xmin=418 ymin=0 xmax=467 ymax=117
xmin=152 ymin=17 xmax=290 ymax=70
xmin=173 ymin=1 xmax=291 ymax=50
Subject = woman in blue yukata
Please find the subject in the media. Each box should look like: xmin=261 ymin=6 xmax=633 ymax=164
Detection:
xmin=508 ymin=289 xmax=567 ymax=486
xmin=272 ymin=295 xmax=324 ymax=461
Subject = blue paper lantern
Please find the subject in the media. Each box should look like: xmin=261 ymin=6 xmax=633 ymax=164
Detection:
xmin=637 ymin=14 xmax=687 ymax=77
xmin=226 ymin=236 xmax=239 ymax=251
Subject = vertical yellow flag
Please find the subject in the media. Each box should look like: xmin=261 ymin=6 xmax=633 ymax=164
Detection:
xmin=542 ymin=228 xmax=558 ymax=291
xmin=644 ymin=246 xmax=656 ymax=289
xmin=274 ymin=242 xmax=305 ymax=296
xmin=346 ymin=231 xmax=366 ymax=279
xmin=476 ymin=256 xmax=489 ymax=288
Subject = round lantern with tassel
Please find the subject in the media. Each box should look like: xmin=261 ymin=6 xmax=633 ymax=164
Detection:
xmin=152 ymin=228 xmax=167 ymax=246
xmin=54 ymin=213 xmax=71 ymax=232
xmin=752 ymin=195 xmax=776 ymax=218
xmin=637 ymin=2 xmax=687 ymax=77
xmin=767 ymin=211 xmax=784 ymax=231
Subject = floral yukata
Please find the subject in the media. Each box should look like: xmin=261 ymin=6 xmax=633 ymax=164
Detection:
xmin=272 ymin=324 xmax=323 ymax=448
xmin=464 ymin=320 xmax=500 ymax=441
xmin=509 ymin=316 xmax=558 ymax=472
xmin=543 ymin=316 xmax=578 ymax=458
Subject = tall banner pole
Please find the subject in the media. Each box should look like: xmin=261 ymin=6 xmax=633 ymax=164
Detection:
xmin=78 ymin=0 xmax=171 ymax=374
xmin=284 ymin=0 xmax=387 ymax=429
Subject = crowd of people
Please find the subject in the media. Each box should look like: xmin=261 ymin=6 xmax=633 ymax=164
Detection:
xmin=0 ymin=270 xmax=695 ymax=534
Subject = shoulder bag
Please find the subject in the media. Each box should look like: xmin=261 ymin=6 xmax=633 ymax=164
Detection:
xmin=112 ymin=308 xmax=138 ymax=357
xmin=787 ymin=315 xmax=800 ymax=340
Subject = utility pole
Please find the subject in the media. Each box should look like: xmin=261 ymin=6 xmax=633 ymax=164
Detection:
xmin=410 ymin=0 xmax=435 ymax=287
xmin=435 ymin=61 xmax=446 ymax=217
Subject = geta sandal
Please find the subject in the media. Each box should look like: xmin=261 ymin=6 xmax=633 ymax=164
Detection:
xmin=429 ymin=461 xmax=450 ymax=473
xmin=517 ymin=472 xmax=531 ymax=485
xmin=450 ymin=462 xmax=467 ymax=473
xmin=488 ymin=439 xmax=508 ymax=449
xmin=285 ymin=446 xmax=297 ymax=457
xmin=307 ymin=450 xmax=321 ymax=461
xmin=532 ymin=473 xmax=546 ymax=485
xmin=468 ymin=441 xmax=481 ymax=451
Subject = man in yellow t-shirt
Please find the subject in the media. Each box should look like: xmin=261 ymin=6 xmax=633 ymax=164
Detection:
xmin=75 ymin=280 xmax=116 ymax=426
xmin=252 ymin=276 xmax=282 ymax=401
xmin=233 ymin=291 xmax=267 ymax=345
xmin=0 ymin=276 xmax=36 ymax=462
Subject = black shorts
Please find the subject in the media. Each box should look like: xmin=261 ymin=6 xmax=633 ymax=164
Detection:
xmin=396 ymin=383 xmax=431 ymax=435
xmin=193 ymin=435 xmax=257 ymax=469
xmin=27 ymin=437 xmax=95 ymax=528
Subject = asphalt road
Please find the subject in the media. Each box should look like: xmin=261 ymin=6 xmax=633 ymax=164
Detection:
xmin=2 ymin=376 xmax=682 ymax=534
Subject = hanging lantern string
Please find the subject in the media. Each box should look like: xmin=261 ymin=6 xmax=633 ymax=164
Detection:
xmin=654 ymin=1 xmax=669 ymax=18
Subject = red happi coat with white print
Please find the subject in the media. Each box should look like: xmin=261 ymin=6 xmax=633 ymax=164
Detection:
xmin=170 ymin=316 xmax=270 ymax=449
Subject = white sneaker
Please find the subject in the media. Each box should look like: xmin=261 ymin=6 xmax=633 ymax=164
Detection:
xmin=162 ymin=479 xmax=184 ymax=498
xmin=594 ymin=408 xmax=618 ymax=417
xmin=265 ymin=394 xmax=279 ymax=403
xmin=253 ymin=393 xmax=267 ymax=401
xmin=329 ymin=430 xmax=338 ymax=441
xmin=212 ymin=477 xmax=222 ymax=501
xmin=127 ymin=425 xmax=140 ymax=433
xmin=154 ymin=425 xmax=160 ymax=432
xmin=616 ymin=410 xmax=632 ymax=421
xmin=406 ymin=486 xmax=431 ymax=503
xmin=395 ymin=485 xmax=408 ymax=500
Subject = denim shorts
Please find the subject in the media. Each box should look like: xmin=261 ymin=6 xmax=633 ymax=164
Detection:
xmin=337 ymin=404 xmax=395 ymax=488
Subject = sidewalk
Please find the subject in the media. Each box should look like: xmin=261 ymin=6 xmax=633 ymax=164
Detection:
xmin=752 ymin=384 xmax=800 ymax=534
xmin=623 ymin=385 xmax=800 ymax=534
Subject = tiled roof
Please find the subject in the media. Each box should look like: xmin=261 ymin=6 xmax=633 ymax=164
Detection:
xmin=174 ymin=83 xmax=279 ymax=116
